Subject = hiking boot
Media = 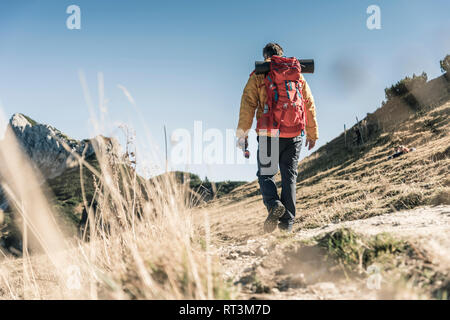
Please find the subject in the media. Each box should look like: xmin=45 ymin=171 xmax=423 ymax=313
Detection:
xmin=264 ymin=201 xmax=285 ymax=233
xmin=278 ymin=222 xmax=293 ymax=233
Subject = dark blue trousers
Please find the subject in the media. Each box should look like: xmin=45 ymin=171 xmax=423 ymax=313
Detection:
xmin=257 ymin=135 xmax=302 ymax=227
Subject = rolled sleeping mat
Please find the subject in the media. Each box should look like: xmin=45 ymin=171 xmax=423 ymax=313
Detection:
xmin=254 ymin=59 xmax=314 ymax=74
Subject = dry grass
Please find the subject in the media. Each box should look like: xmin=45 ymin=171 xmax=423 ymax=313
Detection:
xmin=0 ymin=94 xmax=230 ymax=300
xmin=206 ymin=102 xmax=450 ymax=240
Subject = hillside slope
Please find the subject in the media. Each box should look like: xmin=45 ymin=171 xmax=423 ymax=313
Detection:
xmin=0 ymin=116 xmax=246 ymax=254
xmin=202 ymin=74 xmax=450 ymax=299
xmin=205 ymin=75 xmax=449 ymax=239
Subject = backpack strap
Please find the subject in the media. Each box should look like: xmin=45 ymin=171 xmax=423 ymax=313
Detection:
xmin=284 ymin=81 xmax=291 ymax=100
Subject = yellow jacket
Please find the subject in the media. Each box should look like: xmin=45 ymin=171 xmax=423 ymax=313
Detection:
xmin=237 ymin=69 xmax=319 ymax=140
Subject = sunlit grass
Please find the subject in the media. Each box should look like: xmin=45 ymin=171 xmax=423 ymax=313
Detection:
xmin=0 ymin=81 xmax=229 ymax=300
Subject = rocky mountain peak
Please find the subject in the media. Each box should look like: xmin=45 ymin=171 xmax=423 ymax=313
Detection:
xmin=10 ymin=113 xmax=34 ymax=129
xmin=4 ymin=113 xmax=123 ymax=180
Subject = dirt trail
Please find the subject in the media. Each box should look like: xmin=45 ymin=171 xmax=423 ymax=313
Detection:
xmin=211 ymin=205 xmax=450 ymax=299
xmin=203 ymin=100 xmax=450 ymax=299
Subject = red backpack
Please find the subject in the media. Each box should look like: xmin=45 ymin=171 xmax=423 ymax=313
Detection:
xmin=256 ymin=56 xmax=306 ymax=137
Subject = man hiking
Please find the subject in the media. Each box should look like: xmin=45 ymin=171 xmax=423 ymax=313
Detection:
xmin=236 ymin=43 xmax=319 ymax=233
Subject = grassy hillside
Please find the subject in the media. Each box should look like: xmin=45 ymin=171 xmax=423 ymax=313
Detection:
xmin=151 ymin=171 xmax=247 ymax=205
xmin=45 ymin=154 xmax=101 ymax=227
xmin=0 ymin=138 xmax=224 ymax=300
xmin=0 ymin=153 xmax=102 ymax=251
xmin=204 ymin=73 xmax=450 ymax=240
xmin=202 ymin=72 xmax=450 ymax=300
xmin=1 ymin=155 xmax=246 ymax=253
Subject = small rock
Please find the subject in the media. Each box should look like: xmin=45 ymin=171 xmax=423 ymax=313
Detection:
xmin=283 ymin=273 xmax=306 ymax=288
xmin=309 ymin=282 xmax=338 ymax=295
xmin=228 ymin=252 xmax=239 ymax=260
xmin=271 ymin=288 xmax=280 ymax=294
xmin=255 ymin=245 xmax=267 ymax=257
xmin=253 ymin=282 xmax=271 ymax=294
xmin=240 ymin=250 xmax=255 ymax=256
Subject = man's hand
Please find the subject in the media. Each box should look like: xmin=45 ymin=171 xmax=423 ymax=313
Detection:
xmin=305 ymin=138 xmax=316 ymax=150
xmin=236 ymin=137 xmax=247 ymax=150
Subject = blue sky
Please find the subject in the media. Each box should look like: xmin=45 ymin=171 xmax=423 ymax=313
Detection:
xmin=0 ymin=0 xmax=449 ymax=181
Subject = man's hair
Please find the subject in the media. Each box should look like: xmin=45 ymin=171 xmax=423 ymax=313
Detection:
xmin=263 ymin=43 xmax=283 ymax=59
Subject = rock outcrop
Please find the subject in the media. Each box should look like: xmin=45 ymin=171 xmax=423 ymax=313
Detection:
xmin=0 ymin=114 xmax=125 ymax=254
xmin=4 ymin=113 xmax=123 ymax=180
